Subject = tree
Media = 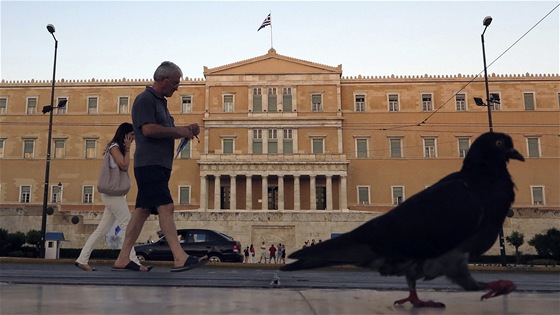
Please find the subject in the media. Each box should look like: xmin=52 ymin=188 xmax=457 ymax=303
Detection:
xmin=506 ymin=231 xmax=524 ymax=264
xmin=26 ymin=229 xmax=41 ymax=247
xmin=528 ymin=228 xmax=560 ymax=260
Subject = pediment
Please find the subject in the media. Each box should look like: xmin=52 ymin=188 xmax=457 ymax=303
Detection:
xmin=203 ymin=48 xmax=342 ymax=76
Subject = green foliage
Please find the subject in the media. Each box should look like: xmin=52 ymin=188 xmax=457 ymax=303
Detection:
xmin=25 ymin=229 xmax=41 ymax=247
xmin=528 ymin=228 xmax=560 ymax=260
xmin=0 ymin=231 xmax=26 ymax=255
xmin=506 ymin=231 xmax=524 ymax=249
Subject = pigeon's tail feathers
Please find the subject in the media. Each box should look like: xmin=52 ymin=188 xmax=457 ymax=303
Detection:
xmin=280 ymin=236 xmax=375 ymax=271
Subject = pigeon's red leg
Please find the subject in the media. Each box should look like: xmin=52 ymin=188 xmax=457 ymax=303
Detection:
xmin=481 ymin=280 xmax=516 ymax=300
xmin=394 ymin=289 xmax=446 ymax=308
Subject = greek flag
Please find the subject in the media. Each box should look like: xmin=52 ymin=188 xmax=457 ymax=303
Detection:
xmin=258 ymin=14 xmax=271 ymax=31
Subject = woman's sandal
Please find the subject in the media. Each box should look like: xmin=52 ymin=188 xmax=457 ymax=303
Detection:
xmin=75 ymin=262 xmax=97 ymax=272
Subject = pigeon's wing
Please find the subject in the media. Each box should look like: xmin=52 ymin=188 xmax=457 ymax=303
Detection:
xmin=352 ymin=173 xmax=484 ymax=259
xmin=283 ymin=173 xmax=484 ymax=271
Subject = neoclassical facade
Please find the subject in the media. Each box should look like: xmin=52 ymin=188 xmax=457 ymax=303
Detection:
xmin=0 ymin=49 xmax=559 ymax=250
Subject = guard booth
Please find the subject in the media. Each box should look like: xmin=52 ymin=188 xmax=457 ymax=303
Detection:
xmin=45 ymin=232 xmax=65 ymax=259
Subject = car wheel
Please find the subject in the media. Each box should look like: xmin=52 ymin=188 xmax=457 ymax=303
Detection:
xmin=208 ymin=255 xmax=222 ymax=263
xmin=136 ymin=254 xmax=147 ymax=264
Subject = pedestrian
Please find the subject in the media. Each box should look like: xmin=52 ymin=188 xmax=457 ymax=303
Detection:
xmin=269 ymin=244 xmax=277 ymax=263
xmin=249 ymin=244 xmax=255 ymax=263
xmin=113 ymin=61 xmax=205 ymax=272
xmin=280 ymin=244 xmax=286 ymax=264
xmin=276 ymin=243 xmax=283 ymax=264
xmin=244 ymin=246 xmax=250 ymax=263
xmin=259 ymin=241 xmax=267 ymax=263
xmin=75 ymin=123 xmax=146 ymax=272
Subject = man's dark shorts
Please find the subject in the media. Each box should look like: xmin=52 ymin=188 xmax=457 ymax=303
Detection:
xmin=134 ymin=165 xmax=173 ymax=215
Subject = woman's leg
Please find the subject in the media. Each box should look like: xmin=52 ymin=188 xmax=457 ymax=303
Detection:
xmin=105 ymin=194 xmax=141 ymax=265
xmin=76 ymin=196 xmax=116 ymax=264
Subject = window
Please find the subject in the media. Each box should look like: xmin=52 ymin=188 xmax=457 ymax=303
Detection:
xmin=83 ymin=186 xmax=94 ymax=204
xmin=268 ymin=87 xmax=277 ymax=112
xmin=355 ymin=95 xmax=365 ymax=112
xmin=455 ymin=93 xmax=466 ymax=111
xmin=268 ymin=129 xmax=278 ymax=154
xmin=118 ymin=96 xmax=129 ymax=114
xmin=181 ymin=96 xmax=192 ymax=113
xmin=252 ymin=129 xmax=263 ymax=154
xmin=222 ymin=138 xmax=234 ymax=154
xmin=283 ymin=87 xmax=292 ymax=112
xmin=223 ymin=94 xmax=234 ymax=112
xmin=54 ymin=139 xmax=66 ymax=159
xmin=85 ymin=139 xmax=96 ymax=159
xmin=531 ymin=186 xmax=545 ymax=205
xmin=23 ymin=139 xmax=35 ymax=159
xmin=283 ymin=129 xmax=293 ymax=154
xmin=523 ymin=92 xmax=535 ymax=110
xmin=252 ymin=88 xmax=262 ymax=112
xmin=311 ymin=94 xmax=322 ymax=112
xmin=179 ymin=140 xmax=191 ymax=159
xmin=527 ymin=137 xmax=540 ymax=158
xmin=490 ymin=92 xmax=501 ymax=111
xmin=27 ymin=97 xmax=38 ymax=114
xmin=356 ymin=138 xmax=368 ymax=158
xmin=87 ymin=96 xmax=98 ymax=114
xmin=357 ymin=186 xmax=370 ymax=205
xmin=422 ymin=94 xmax=433 ymax=112
xmin=0 ymin=139 xmax=4 ymax=158
xmin=51 ymin=184 xmax=62 ymax=203
xmin=458 ymin=138 xmax=470 ymax=158
xmin=389 ymin=138 xmax=402 ymax=158
xmin=0 ymin=97 xmax=7 ymax=114
xmin=392 ymin=186 xmax=404 ymax=205
xmin=179 ymin=186 xmax=190 ymax=205
xmin=56 ymin=97 xmax=67 ymax=114
xmin=20 ymin=186 xmax=31 ymax=203
xmin=557 ymin=92 xmax=560 ymax=109
xmin=312 ymin=138 xmax=324 ymax=154
xmin=423 ymin=138 xmax=436 ymax=158
xmin=388 ymin=94 xmax=399 ymax=112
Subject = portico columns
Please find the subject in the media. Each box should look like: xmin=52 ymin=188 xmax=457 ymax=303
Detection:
xmin=340 ymin=175 xmax=348 ymax=210
xmin=230 ymin=175 xmax=236 ymax=210
xmin=245 ymin=175 xmax=252 ymax=210
xmin=278 ymin=175 xmax=284 ymax=210
xmin=294 ymin=175 xmax=300 ymax=210
xmin=326 ymin=175 xmax=333 ymax=211
xmin=214 ymin=175 xmax=221 ymax=210
xmin=261 ymin=175 xmax=268 ymax=210
xmin=310 ymin=175 xmax=316 ymax=210
xmin=200 ymin=175 xmax=207 ymax=211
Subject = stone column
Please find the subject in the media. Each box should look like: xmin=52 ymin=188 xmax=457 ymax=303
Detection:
xmin=340 ymin=175 xmax=348 ymax=211
xmin=200 ymin=175 xmax=207 ymax=211
xmin=214 ymin=175 xmax=221 ymax=210
xmin=261 ymin=175 xmax=268 ymax=210
xmin=278 ymin=175 xmax=284 ymax=210
xmin=245 ymin=175 xmax=252 ymax=210
xmin=230 ymin=175 xmax=236 ymax=210
xmin=326 ymin=175 xmax=333 ymax=211
xmin=294 ymin=175 xmax=300 ymax=210
xmin=310 ymin=175 xmax=316 ymax=210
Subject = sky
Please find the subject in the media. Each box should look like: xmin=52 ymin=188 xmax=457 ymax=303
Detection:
xmin=1 ymin=1 xmax=559 ymax=81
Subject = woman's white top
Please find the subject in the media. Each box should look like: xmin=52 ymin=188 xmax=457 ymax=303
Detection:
xmin=108 ymin=142 xmax=119 ymax=169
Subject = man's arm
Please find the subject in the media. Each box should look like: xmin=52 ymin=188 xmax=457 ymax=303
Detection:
xmin=142 ymin=123 xmax=199 ymax=139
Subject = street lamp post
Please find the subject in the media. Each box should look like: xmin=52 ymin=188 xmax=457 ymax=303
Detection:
xmin=479 ymin=16 xmax=507 ymax=266
xmin=39 ymin=24 xmax=60 ymax=259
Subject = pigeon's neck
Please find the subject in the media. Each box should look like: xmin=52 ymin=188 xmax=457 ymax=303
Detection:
xmin=461 ymin=158 xmax=511 ymax=181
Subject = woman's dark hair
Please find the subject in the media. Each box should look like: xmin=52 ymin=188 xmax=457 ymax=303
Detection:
xmin=106 ymin=122 xmax=133 ymax=155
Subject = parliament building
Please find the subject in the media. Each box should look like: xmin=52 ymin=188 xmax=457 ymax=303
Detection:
xmin=1 ymin=49 xmax=559 ymax=253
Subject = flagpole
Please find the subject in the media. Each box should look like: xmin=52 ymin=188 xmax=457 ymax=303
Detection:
xmin=269 ymin=11 xmax=273 ymax=49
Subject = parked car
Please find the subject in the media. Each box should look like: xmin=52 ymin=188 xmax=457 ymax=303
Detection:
xmin=134 ymin=229 xmax=243 ymax=263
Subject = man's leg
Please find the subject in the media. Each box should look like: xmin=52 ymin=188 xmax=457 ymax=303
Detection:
xmin=157 ymin=203 xmax=189 ymax=268
xmin=114 ymin=207 xmax=150 ymax=269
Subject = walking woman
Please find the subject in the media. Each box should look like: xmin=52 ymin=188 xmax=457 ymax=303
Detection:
xmin=75 ymin=123 xmax=147 ymax=271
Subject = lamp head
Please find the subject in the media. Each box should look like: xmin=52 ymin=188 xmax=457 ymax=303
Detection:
xmin=46 ymin=24 xmax=55 ymax=34
xmin=473 ymin=97 xmax=486 ymax=106
xmin=483 ymin=16 xmax=493 ymax=27
xmin=57 ymin=99 xmax=67 ymax=108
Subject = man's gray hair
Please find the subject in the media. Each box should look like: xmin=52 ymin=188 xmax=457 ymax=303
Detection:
xmin=153 ymin=61 xmax=183 ymax=81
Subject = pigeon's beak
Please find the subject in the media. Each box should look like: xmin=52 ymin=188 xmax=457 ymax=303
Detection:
xmin=509 ymin=149 xmax=525 ymax=162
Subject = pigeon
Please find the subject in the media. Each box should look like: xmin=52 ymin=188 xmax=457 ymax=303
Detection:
xmin=281 ymin=132 xmax=524 ymax=307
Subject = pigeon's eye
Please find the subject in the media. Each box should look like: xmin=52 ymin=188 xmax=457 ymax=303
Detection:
xmin=495 ymin=140 xmax=504 ymax=147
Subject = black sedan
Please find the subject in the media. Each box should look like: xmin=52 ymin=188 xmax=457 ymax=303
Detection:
xmin=134 ymin=229 xmax=243 ymax=263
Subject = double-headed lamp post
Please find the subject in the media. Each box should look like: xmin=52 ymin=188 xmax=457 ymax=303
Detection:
xmin=39 ymin=24 xmax=64 ymax=258
xmin=476 ymin=16 xmax=507 ymax=266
